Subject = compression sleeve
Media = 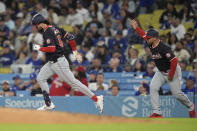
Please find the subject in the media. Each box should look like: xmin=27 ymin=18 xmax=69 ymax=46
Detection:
xmin=39 ymin=46 xmax=56 ymax=53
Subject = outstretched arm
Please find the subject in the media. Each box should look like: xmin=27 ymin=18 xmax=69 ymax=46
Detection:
xmin=130 ymin=19 xmax=147 ymax=40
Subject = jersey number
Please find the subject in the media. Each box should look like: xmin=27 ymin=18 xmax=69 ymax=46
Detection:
xmin=57 ymin=35 xmax=63 ymax=47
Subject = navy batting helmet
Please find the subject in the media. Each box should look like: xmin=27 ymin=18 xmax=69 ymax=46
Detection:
xmin=146 ymin=29 xmax=159 ymax=38
xmin=31 ymin=14 xmax=45 ymax=25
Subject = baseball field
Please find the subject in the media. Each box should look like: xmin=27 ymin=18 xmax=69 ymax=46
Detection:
xmin=0 ymin=108 xmax=196 ymax=131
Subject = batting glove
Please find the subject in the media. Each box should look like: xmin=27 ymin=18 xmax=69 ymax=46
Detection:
xmin=33 ymin=44 xmax=40 ymax=51
xmin=73 ymin=50 xmax=82 ymax=63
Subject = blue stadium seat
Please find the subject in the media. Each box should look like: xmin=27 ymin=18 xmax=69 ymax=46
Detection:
xmin=16 ymin=90 xmax=31 ymax=97
xmin=92 ymin=90 xmax=107 ymax=96
xmin=118 ymin=90 xmax=136 ymax=96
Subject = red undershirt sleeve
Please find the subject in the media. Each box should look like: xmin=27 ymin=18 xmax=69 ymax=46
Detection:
xmin=39 ymin=46 xmax=56 ymax=53
xmin=168 ymin=57 xmax=178 ymax=78
xmin=135 ymin=27 xmax=147 ymax=40
xmin=68 ymin=40 xmax=76 ymax=51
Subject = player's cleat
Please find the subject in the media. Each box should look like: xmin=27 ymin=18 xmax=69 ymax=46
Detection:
xmin=189 ymin=104 xmax=196 ymax=118
xmin=37 ymin=102 xmax=55 ymax=111
xmin=95 ymin=95 xmax=104 ymax=114
xmin=149 ymin=113 xmax=163 ymax=118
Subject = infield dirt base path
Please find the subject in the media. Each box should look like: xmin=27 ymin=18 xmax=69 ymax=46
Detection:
xmin=0 ymin=108 xmax=168 ymax=124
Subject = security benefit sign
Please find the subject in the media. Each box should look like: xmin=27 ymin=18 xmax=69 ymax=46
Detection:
xmin=121 ymin=96 xmax=192 ymax=117
xmin=121 ymin=97 xmax=138 ymax=117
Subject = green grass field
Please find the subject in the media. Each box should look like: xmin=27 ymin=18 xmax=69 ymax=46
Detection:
xmin=1 ymin=118 xmax=196 ymax=131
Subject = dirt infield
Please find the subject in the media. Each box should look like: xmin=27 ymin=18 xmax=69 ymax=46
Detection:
xmin=0 ymin=108 xmax=167 ymax=124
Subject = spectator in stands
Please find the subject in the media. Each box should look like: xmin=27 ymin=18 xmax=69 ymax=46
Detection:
xmin=178 ymin=3 xmax=193 ymax=23
xmin=88 ymin=72 xmax=109 ymax=91
xmin=25 ymin=50 xmax=42 ymax=71
xmin=139 ymin=0 xmax=156 ymax=14
xmin=10 ymin=75 xmax=23 ymax=92
xmin=94 ymin=40 xmax=110 ymax=65
xmin=168 ymin=34 xmax=178 ymax=51
xmin=110 ymin=85 xmax=120 ymax=96
xmin=141 ymin=45 xmax=152 ymax=65
xmin=88 ymin=70 xmax=97 ymax=83
xmin=174 ymin=41 xmax=191 ymax=63
xmin=0 ymin=80 xmax=15 ymax=96
xmin=72 ymin=66 xmax=89 ymax=96
xmin=48 ymin=0 xmax=60 ymax=14
xmin=47 ymin=6 xmax=59 ymax=25
xmin=120 ymin=0 xmax=136 ymax=16
xmin=170 ymin=18 xmax=186 ymax=40
xmin=90 ymin=0 xmax=104 ymax=12
xmin=4 ymin=14 xmax=15 ymax=31
xmin=15 ymin=39 xmax=28 ymax=58
xmin=23 ymin=72 xmax=41 ymax=96
xmin=125 ymin=47 xmax=140 ymax=71
xmin=85 ymin=15 xmax=103 ymax=33
xmin=108 ymin=30 xmax=128 ymax=53
xmin=159 ymin=2 xmax=178 ymax=26
xmin=143 ymin=61 xmax=155 ymax=78
xmin=73 ymin=25 xmax=84 ymax=46
xmin=76 ymin=0 xmax=90 ymax=22
xmin=0 ymin=1 xmax=6 ymax=14
xmin=102 ymin=19 xmax=114 ymax=37
xmin=89 ymin=23 xmax=101 ymax=39
xmin=35 ymin=3 xmax=48 ymax=18
xmin=135 ymin=82 xmax=150 ymax=96
xmin=0 ymin=15 xmax=10 ymax=43
xmin=0 ymin=43 xmax=14 ymax=67
xmin=113 ymin=16 xmax=127 ymax=36
xmin=49 ymin=74 xmax=71 ymax=96
xmin=102 ymin=0 xmax=120 ymax=19
xmin=133 ymin=60 xmax=145 ymax=72
xmin=88 ymin=58 xmax=105 ymax=73
xmin=57 ymin=8 xmax=68 ymax=26
xmin=180 ymin=38 xmax=193 ymax=56
xmin=179 ymin=60 xmax=188 ymax=72
xmin=66 ymin=6 xmax=84 ymax=27
xmin=107 ymin=57 xmax=123 ymax=72
xmin=111 ymin=50 xmax=126 ymax=65
xmin=27 ymin=24 xmax=43 ymax=58
xmin=182 ymin=75 xmax=196 ymax=95
xmin=193 ymin=11 xmax=197 ymax=29
xmin=14 ymin=51 xmax=27 ymax=64
xmin=109 ymin=79 xmax=118 ymax=88
xmin=88 ymin=3 xmax=103 ymax=22
xmin=184 ymin=33 xmax=194 ymax=51
xmin=81 ymin=29 xmax=94 ymax=48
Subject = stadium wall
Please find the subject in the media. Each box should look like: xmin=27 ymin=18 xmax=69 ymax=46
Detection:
xmin=0 ymin=96 xmax=196 ymax=118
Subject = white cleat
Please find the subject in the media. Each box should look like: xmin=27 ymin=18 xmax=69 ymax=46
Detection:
xmin=95 ymin=95 xmax=104 ymax=114
xmin=37 ymin=102 xmax=55 ymax=111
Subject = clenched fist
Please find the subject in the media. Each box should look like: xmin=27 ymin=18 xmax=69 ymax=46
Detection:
xmin=130 ymin=19 xmax=138 ymax=30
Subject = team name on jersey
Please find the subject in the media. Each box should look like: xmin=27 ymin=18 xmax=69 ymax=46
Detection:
xmin=152 ymin=53 xmax=162 ymax=59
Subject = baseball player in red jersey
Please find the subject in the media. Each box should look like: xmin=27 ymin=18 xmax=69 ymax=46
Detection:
xmin=31 ymin=13 xmax=104 ymax=113
xmin=130 ymin=19 xmax=196 ymax=118
xmin=49 ymin=74 xmax=71 ymax=96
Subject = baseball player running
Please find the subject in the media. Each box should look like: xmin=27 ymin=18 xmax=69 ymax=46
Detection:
xmin=130 ymin=19 xmax=196 ymax=118
xmin=31 ymin=13 xmax=104 ymax=113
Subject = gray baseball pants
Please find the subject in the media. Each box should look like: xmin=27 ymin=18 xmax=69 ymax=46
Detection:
xmin=37 ymin=56 xmax=95 ymax=98
xmin=150 ymin=65 xmax=193 ymax=115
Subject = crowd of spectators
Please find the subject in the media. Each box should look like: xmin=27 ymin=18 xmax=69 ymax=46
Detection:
xmin=0 ymin=0 xmax=197 ymax=96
